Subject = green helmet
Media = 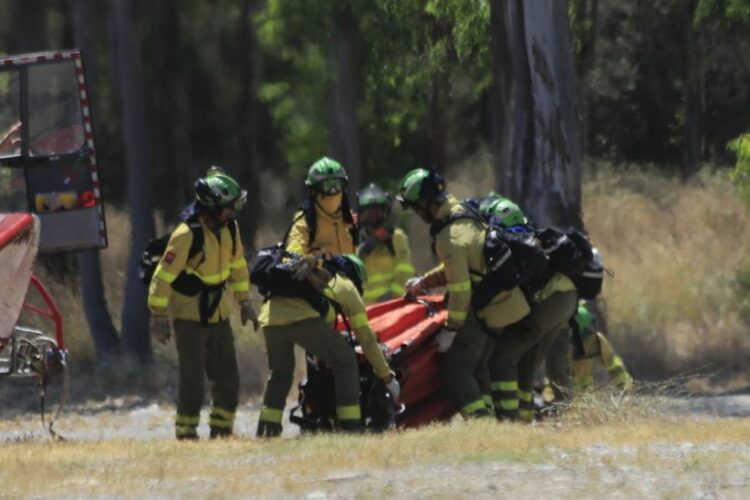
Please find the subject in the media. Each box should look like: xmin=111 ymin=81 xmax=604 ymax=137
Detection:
xmin=478 ymin=192 xmax=506 ymax=214
xmin=395 ymin=168 xmax=445 ymax=208
xmin=344 ymin=253 xmax=368 ymax=285
xmin=194 ymin=168 xmax=247 ymax=210
xmin=574 ymin=303 xmax=595 ymax=332
xmin=485 ymin=198 xmax=528 ymax=227
xmin=357 ymin=183 xmax=392 ymax=210
xmin=305 ymin=157 xmax=349 ymax=195
xmin=326 ymin=254 xmax=368 ymax=295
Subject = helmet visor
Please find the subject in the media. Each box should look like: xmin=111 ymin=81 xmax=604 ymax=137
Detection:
xmin=315 ymin=178 xmax=345 ymax=195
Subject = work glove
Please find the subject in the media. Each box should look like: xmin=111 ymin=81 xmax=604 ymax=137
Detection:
xmin=240 ymin=300 xmax=259 ymax=330
xmin=433 ymin=327 xmax=458 ymax=353
xmin=307 ymin=267 xmax=332 ymax=292
xmin=383 ymin=372 xmax=401 ymax=401
xmin=290 ymin=254 xmax=319 ymax=281
xmin=404 ymin=276 xmax=428 ymax=298
xmin=150 ymin=315 xmax=172 ymax=345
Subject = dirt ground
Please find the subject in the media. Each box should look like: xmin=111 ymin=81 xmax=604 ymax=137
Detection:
xmin=1 ymin=393 xmax=750 ymax=498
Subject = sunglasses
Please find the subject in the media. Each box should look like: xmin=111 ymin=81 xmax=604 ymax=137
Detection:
xmin=315 ymin=178 xmax=345 ymax=195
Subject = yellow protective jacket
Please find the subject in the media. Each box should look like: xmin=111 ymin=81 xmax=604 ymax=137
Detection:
xmin=258 ymin=273 xmax=391 ymax=380
xmin=422 ymin=196 xmax=529 ymax=331
xmin=358 ymin=226 xmax=415 ymax=304
xmin=148 ymin=219 xmax=250 ymax=323
xmin=285 ymin=201 xmax=355 ymax=257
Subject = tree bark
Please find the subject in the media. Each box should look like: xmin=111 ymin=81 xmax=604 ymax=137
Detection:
xmin=69 ymin=0 xmax=122 ymax=362
xmin=8 ymin=0 xmax=48 ymax=52
xmin=682 ymin=0 xmax=705 ymax=180
xmin=425 ymin=16 xmax=451 ymax=172
xmin=489 ymin=0 xmax=582 ymax=229
xmin=234 ymin=0 xmax=262 ymax=251
xmin=109 ymin=0 xmax=155 ymax=362
xmin=148 ymin=0 xmax=192 ymax=219
xmin=574 ymin=0 xmax=598 ymax=158
xmin=328 ymin=3 xmax=362 ymax=195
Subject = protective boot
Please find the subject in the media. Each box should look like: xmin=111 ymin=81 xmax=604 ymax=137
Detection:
xmin=491 ymin=380 xmax=519 ymax=422
xmin=337 ymin=419 xmax=364 ymax=434
xmin=518 ymin=390 xmax=535 ymax=423
xmin=210 ymin=427 xmax=233 ymax=439
xmin=256 ymin=420 xmax=282 ymax=438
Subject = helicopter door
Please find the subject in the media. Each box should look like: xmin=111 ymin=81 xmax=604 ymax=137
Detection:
xmin=0 ymin=50 xmax=107 ymax=253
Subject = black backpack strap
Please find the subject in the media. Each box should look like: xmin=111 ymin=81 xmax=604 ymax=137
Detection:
xmin=227 ymin=218 xmax=238 ymax=256
xmin=198 ymin=284 xmax=225 ymax=327
xmin=340 ymin=194 xmax=359 ymax=246
xmin=429 ymin=203 xmax=485 ymax=238
xmin=185 ymin=221 xmax=206 ymax=265
xmin=301 ymin=197 xmax=317 ymax=247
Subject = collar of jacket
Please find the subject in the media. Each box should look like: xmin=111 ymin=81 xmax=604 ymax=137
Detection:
xmin=434 ymin=195 xmax=460 ymax=222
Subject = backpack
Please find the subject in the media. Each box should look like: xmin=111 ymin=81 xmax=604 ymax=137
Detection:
xmin=429 ymin=204 xmax=521 ymax=311
xmin=249 ymin=244 xmax=330 ymax=318
xmin=535 ymin=226 xmax=604 ymax=299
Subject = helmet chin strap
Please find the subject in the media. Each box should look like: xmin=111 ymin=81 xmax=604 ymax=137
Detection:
xmin=202 ymin=207 xmax=229 ymax=229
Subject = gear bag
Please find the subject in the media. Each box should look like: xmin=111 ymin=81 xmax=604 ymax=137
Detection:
xmin=249 ymin=244 xmax=330 ymax=317
xmin=535 ymin=227 xmax=604 ymax=299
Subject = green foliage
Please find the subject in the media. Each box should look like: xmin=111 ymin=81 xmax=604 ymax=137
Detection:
xmin=729 ymin=134 xmax=750 ymax=204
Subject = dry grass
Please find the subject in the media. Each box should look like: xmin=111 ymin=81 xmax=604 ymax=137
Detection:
xmin=584 ymin=166 xmax=750 ymax=380
xmin=1 ymin=416 xmax=749 ymax=497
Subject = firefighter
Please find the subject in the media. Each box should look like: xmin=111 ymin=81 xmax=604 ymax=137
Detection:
xmin=397 ymin=169 xmax=530 ymax=419
xmin=569 ymin=302 xmax=633 ymax=391
xmin=256 ymin=254 xmax=400 ymax=437
xmin=356 ymin=183 xmax=415 ymax=304
xmin=480 ymin=197 xmax=578 ymax=422
xmin=148 ymin=169 xmax=256 ymax=440
xmin=286 ymin=157 xmax=356 ymax=262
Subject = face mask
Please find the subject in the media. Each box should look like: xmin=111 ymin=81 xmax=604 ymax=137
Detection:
xmin=315 ymin=192 xmax=343 ymax=216
xmin=360 ymin=207 xmax=386 ymax=228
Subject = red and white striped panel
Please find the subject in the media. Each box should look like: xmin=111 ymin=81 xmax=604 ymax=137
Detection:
xmin=0 ymin=49 xmax=107 ymax=248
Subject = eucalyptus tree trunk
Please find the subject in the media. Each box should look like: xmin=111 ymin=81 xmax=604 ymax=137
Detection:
xmin=328 ymin=3 xmax=362 ymax=195
xmin=149 ymin=0 xmax=192 ymax=220
xmin=682 ymin=0 xmax=705 ymax=180
xmin=235 ymin=0 xmax=262 ymax=250
xmin=109 ymin=0 xmax=155 ymax=362
xmin=69 ymin=0 xmax=122 ymax=362
xmin=489 ymin=0 xmax=583 ymax=229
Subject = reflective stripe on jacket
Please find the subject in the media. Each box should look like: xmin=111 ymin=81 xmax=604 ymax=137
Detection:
xmin=360 ymin=227 xmax=415 ymax=304
xmin=147 ymin=219 xmax=250 ymax=322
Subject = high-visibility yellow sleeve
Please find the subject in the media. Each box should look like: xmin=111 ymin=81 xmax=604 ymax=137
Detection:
xmin=435 ymin=230 xmax=472 ymax=330
xmin=227 ymin=224 xmax=250 ymax=303
xmin=148 ymin=224 xmax=193 ymax=315
xmin=285 ymin=212 xmax=309 ymax=256
xmin=422 ymin=263 xmax=447 ymax=289
xmin=327 ymin=276 xmax=391 ymax=379
xmin=391 ymin=228 xmax=414 ymax=295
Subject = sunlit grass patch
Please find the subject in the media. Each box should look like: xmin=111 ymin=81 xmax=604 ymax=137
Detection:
xmin=2 ymin=416 xmax=750 ymax=497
